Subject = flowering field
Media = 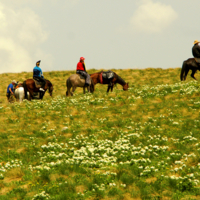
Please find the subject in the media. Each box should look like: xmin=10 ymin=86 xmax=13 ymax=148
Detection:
xmin=1 ymin=68 xmax=200 ymax=199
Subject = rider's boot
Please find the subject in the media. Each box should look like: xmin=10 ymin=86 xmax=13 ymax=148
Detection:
xmin=39 ymin=88 xmax=45 ymax=92
xmin=85 ymin=82 xmax=89 ymax=87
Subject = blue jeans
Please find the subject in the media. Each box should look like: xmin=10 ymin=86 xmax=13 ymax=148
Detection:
xmin=76 ymin=71 xmax=90 ymax=85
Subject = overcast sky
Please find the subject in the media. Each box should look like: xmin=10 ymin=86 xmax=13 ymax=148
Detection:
xmin=0 ymin=0 xmax=199 ymax=73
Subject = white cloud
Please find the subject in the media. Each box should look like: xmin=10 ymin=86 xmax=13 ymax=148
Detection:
xmin=130 ymin=0 xmax=178 ymax=33
xmin=0 ymin=3 xmax=50 ymax=73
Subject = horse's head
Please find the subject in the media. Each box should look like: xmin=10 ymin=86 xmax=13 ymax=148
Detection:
xmin=14 ymin=81 xmax=20 ymax=89
xmin=49 ymin=85 xmax=53 ymax=96
xmin=45 ymin=80 xmax=53 ymax=97
xmin=123 ymin=82 xmax=129 ymax=91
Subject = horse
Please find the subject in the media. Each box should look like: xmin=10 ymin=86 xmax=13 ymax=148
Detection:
xmin=90 ymin=71 xmax=129 ymax=92
xmin=66 ymin=74 xmax=95 ymax=96
xmin=180 ymin=58 xmax=200 ymax=81
xmin=14 ymin=87 xmax=30 ymax=102
xmin=23 ymin=79 xmax=53 ymax=100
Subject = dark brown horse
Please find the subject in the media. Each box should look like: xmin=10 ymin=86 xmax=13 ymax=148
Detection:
xmin=90 ymin=71 xmax=129 ymax=92
xmin=23 ymin=79 xmax=53 ymax=100
xmin=180 ymin=58 xmax=200 ymax=81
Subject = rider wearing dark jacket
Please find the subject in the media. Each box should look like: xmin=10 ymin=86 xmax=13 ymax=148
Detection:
xmin=192 ymin=40 xmax=200 ymax=58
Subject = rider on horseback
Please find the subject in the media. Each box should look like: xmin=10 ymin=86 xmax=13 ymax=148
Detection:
xmin=192 ymin=40 xmax=200 ymax=61
xmin=33 ymin=60 xmax=46 ymax=92
xmin=76 ymin=57 xmax=90 ymax=87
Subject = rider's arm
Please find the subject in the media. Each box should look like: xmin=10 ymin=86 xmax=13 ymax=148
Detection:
xmin=83 ymin=63 xmax=86 ymax=72
xmin=40 ymin=68 xmax=44 ymax=78
xmin=9 ymin=87 xmax=14 ymax=94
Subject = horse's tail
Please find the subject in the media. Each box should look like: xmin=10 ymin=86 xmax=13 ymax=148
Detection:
xmin=23 ymin=80 xmax=28 ymax=99
xmin=90 ymin=79 xmax=95 ymax=93
xmin=180 ymin=61 xmax=186 ymax=81
xmin=66 ymin=78 xmax=72 ymax=96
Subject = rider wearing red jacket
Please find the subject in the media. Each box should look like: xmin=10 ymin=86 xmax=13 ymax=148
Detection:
xmin=76 ymin=57 xmax=90 ymax=86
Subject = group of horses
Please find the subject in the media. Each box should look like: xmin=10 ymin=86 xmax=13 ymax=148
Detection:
xmin=14 ymin=71 xmax=129 ymax=102
xmin=66 ymin=71 xmax=129 ymax=96
xmin=15 ymin=79 xmax=53 ymax=102
xmin=14 ymin=57 xmax=198 ymax=102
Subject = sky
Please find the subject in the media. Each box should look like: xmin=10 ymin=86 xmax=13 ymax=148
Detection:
xmin=0 ymin=0 xmax=200 ymax=73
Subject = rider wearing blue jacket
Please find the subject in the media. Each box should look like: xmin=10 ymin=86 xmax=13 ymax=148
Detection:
xmin=33 ymin=60 xmax=46 ymax=91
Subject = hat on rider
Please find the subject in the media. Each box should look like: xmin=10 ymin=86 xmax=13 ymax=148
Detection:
xmin=12 ymin=80 xmax=17 ymax=84
xmin=80 ymin=57 xmax=85 ymax=61
xmin=194 ymin=40 xmax=199 ymax=45
xmin=36 ymin=60 xmax=41 ymax=64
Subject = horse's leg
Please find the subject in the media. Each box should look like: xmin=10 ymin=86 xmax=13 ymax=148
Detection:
xmin=71 ymin=86 xmax=76 ymax=96
xmin=111 ymin=85 xmax=114 ymax=92
xmin=66 ymin=86 xmax=71 ymax=96
xmin=110 ymin=82 xmax=114 ymax=92
xmin=27 ymin=88 xmax=34 ymax=100
xmin=180 ymin=61 xmax=186 ymax=81
xmin=184 ymin=68 xmax=189 ymax=80
xmin=28 ymin=92 xmax=33 ymax=100
xmin=40 ymin=91 xmax=45 ymax=99
xmin=87 ymin=86 xmax=90 ymax=93
xmin=23 ymin=81 xmax=28 ymax=99
xmin=191 ymin=69 xmax=197 ymax=80
xmin=66 ymin=78 xmax=72 ymax=96
xmin=83 ymin=87 xmax=85 ymax=94
xmin=107 ymin=86 xmax=110 ymax=93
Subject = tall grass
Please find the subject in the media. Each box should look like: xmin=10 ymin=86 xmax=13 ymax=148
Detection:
xmin=1 ymin=68 xmax=200 ymax=199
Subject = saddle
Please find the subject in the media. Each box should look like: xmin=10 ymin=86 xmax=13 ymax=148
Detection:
xmin=101 ymin=70 xmax=114 ymax=79
xmin=77 ymin=74 xmax=85 ymax=79
xmin=100 ymin=70 xmax=114 ymax=84
xmin=194 ymin=58 xmax=200 ymax=64
xmin=33 ymin=78 xmax=42 ymax=88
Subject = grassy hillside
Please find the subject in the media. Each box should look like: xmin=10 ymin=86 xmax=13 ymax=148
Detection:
xmin=1 ymin=68 xmax=200 ymax=200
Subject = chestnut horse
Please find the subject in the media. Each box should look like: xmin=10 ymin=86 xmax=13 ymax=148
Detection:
xmin=23 ymin=79 xmax=53 ymax=100
xmin=180 ymin=58 xmax=200 ymax=81
xmin=90 ymin=71 xmax=129 ymax=92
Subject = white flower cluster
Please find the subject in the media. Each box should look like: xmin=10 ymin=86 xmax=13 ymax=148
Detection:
xmin=32 ymin=191 xmax=51 ymax=200
xmin=164 ymin=174 xmax=199 ymax=186
xmin=1 ymin=159 xmax=23 ymax=171
xmin=183 ymin=135 xmax=197 ymax=142
xmin=128 ymin=81 xmax=200 ymax=99
xmin=0 ymin=173 xmax=4 ymax=180
xmin=92 ymin=183 xmax=106 ymax=191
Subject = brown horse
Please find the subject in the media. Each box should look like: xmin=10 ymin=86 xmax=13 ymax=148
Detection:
xmin=180 ymin=58 xmax=200 ymax=81
xmin=90 ymin=71 xmax=129 ymax=92
xmin=23 ymin=79 xmax=53 ymax=100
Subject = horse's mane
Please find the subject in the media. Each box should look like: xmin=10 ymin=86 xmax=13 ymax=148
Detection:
xmin=114 ymin=73 xmax=126 ymax=85
xmin=45 ymin=79 xmax=53 ymax=86
xmin=90 ymin=71 xmax=102 ymax=76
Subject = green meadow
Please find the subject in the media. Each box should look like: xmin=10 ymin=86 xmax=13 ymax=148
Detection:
xmin=1 ymin=68 xmax=200 ymax=200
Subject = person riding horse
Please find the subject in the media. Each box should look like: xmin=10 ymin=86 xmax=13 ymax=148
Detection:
xmin=76 ymin=57 xmax=90 ymax=87
xmin=33 ymin=60 xmax=46 ymax=92
xmin=192 ymin=40 xmax=200 ymax=67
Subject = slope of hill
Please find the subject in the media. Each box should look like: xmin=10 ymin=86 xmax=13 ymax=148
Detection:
xmin=1 ymin=68 xmax=200 ymax=200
